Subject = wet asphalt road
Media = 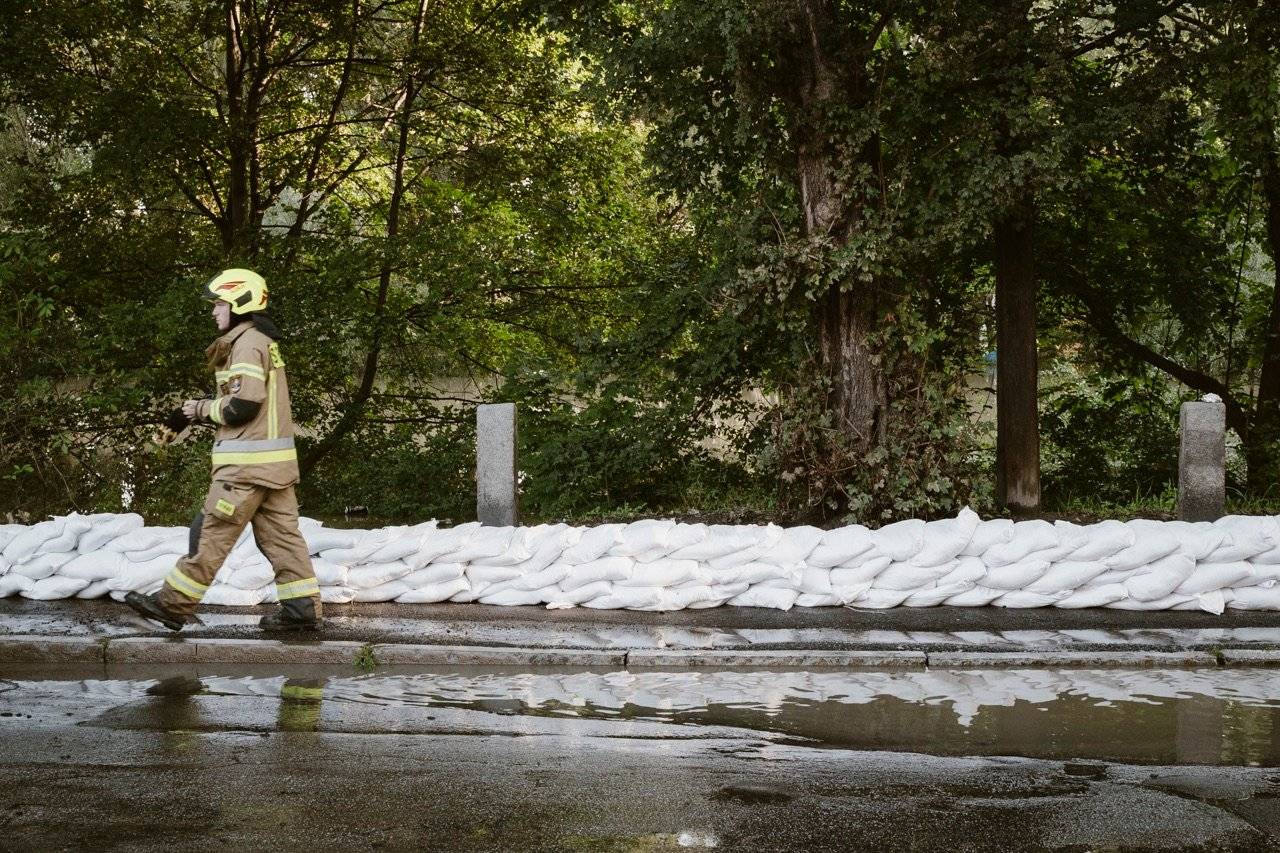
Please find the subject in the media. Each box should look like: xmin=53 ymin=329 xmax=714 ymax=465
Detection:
xmin=2 ymin=665 xmax=1279 ymax=851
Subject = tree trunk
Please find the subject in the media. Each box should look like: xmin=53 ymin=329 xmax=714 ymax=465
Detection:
xmin=1246 ymin=149 xmax=1280 ymax=494
xmin=224 ymin=0 xmax=250 ymax=258
xmin=794 ymin=0 xmax=888 ymax=457
xmin=994 ymin=194 xmax=1040 ymax=514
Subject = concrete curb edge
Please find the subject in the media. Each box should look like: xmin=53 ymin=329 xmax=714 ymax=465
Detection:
xmin=4 ymin=635 xmax=1280 ymax=669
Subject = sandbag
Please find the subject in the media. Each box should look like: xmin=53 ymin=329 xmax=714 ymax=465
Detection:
xmin=21 ymin=575 xmax=91 ymax=599
xmin=76 ymin=514 xmax=145 ymax=553
xmin=10 ymin=551 xmax=76 ymax=580
xmin=395 ymin=577 xmax=470 ymax=604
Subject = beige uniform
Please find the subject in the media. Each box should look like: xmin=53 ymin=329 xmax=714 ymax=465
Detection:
xmin=159 ymin=321 xmax=321 ymax=618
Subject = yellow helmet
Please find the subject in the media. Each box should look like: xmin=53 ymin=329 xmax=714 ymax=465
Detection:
xmin=202 ymin=268 xmax=268 ymax=314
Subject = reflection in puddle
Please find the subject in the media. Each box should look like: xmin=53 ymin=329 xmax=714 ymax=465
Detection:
xmin=10 ymin=668 xmax=1280 ymax=766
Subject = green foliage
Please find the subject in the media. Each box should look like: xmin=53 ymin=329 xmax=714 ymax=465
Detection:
xmin=1040 ymin=370 xmax=1182 ymax=507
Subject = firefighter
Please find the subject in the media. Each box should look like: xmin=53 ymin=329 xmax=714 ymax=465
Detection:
xmin=126 ymin=268 xmax=323 ymax=632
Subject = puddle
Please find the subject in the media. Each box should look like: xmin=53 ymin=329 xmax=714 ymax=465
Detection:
xmin=5 ymin=667 xmax=1280 ymax=766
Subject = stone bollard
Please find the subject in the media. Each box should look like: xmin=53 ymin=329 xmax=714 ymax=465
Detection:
xmin=476 ymin=403 xmax=518 ymax=526
xmin=1178 ymin=395 xmax=1225 ymax=522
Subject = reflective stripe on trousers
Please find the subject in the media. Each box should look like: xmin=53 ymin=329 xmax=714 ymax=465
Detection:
xmin=210 ymin=436 xmax=296 ymax=467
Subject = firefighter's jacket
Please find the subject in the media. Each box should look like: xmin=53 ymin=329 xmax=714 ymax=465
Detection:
xmin=193 ymin=320 xmax=299 ymax=488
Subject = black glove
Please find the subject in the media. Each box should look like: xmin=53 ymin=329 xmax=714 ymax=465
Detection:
xmin=163 ymin=408 xmax=191 ymax=433
xmin=153 ymin=408 xmax=192 ymax=447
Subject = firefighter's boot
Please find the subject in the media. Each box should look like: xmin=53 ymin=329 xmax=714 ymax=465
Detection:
xmin=124 ymin=591 xmax=187 ymax=632
xmin=260 ymin=597 xmax=322 ymax=632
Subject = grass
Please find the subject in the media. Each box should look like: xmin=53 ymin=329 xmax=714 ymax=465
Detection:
xmin=353 ymin=643 xmax=378 ymax=672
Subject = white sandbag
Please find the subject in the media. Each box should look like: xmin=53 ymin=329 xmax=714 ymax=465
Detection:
xmin=650 ymin=523 xmax=707 ymax=562
xmin=76 ymin=513 xmax=145 ymax=553
xmin=105 ymin=556 xmax=175 ymax=593
xmin=709 ymin=562 xmax=797 ymax=586
xmin=449 ymin=525 xmax=520 ymax=564
xmin=830 ymin=555 xmax=893 ymax=587
xmin=911 ymin=508 xmax=981 ymax=567
xmin=21 ymin=575 xmax=91 ymax=599
xmin=60 ymin=551 xmax=130 ymax=581
xmin=125 ymin=540 xmax=189 ymax=562
xmin=1123 ymin=554 xmax=1197 ymax=601
xmin=635 ymin=585 xmax=730 ymax=611
xmin=33 ymin=515 xmax=92 ymax=555
xmin=992 ymin=590 xmax=1066 ymax=608
xmin=0 ymin=524 xmax=26 ymax=553
xmin=981 ymin=559 xmax=1051 ymax=590
xmin=756 ymin=525 xmax=823 ymax=568
xmin=832 ymin=580 xmax=873 ymax=604
xmin=304 ymin=527 xmax=360 ymax=554
xmin=942 ymin=586 xmax=1005 ymax=607
xmin=347 ymin=561 xmax=413 ymax=589
xmin=511 ymin=563 xmax=571 ymax=592
xmin=797 ymin=566 xmax=833 ymax=596
xmin=2 ymin=519 xmax=64 ymax=563
xmin=495 ymin=524 xmax=574 ymax=574
xmin=201 ymin=584 xmax=269 ymax=606
xmin=364 ymin=522 xmax=437 ymax=564
xmin=583 ymin=586 xmax=664 ymax=610
xmin=104 ymin=526 xmax=187 ymax=554
xmin=0 ymin=573 xmax=33 ymax=597
xmin=395 ymin=577 xmax=471 ymax=604
xmin=1106 ymin=593 xmax=1197 ymax=611
xmin=706 ymin=525 xmax=783 ymax=570
xmin=560 ymin=557 xmax=634 ymax=590
xmin=794 ymin=592 xmax=841 ymax=608
xmin=1063 ymin=520 xmax=1134 ymax=561
xmin=11 ymin=551 xmax=76 ymax=579
xmin=479 ymin=587 xmax=547 ymax=606
xmin=1225 ymin=586 xmax=1280 ymax=609
xmin=959 ymin=518 xmax=1014 ymax=557
xmin=1037 ymin=521 xmax=1091 ymax=562
xmin=1209 ymin=515 xmax=1276 ymax=560
xmin=899 ymin=581 xmax=979 ymax=607
xmin=546 ymin=580 xmax=615 ymax=607
xmin=982 ymin=520 xmax=1057 ymax=567
xmin=400 ymin=562 xmax=464 ymax=587
xmin=934 ymin=557 xmax=988 ymax=587
xmin=1026 ymin=561 xmax=1108 ymax=595
xmin=1174 ymin=562 xmax=1253 ymax=595
xmin=560 ymin=524 xmax=623 ymax=564
xmin=466 ymin=564 xmax=524 ymax=587
xmin=871 ymin=519 xmax=925 ymax=562
xmin=848 ymin=587 xmax=912 ymax=609
xmin=352 ymin=580 xmax=411 ymax=602
xmin=872 ymin=561 xmax=956 ymax=591
xmin=320 ymin=585 xmax=357 ymax=604
xmin=1185 ymin=590 xmax=1226 ymax=614
xmin=1160 ymin=521 xmax=1228 ymax=561
xmin=407 ymin=521 xmax=480 ymax=567
xmin=226 ymin=562 xmax=276 ymax=590
xmin=1105 ymin=529 xmax=1181 ymax=571
xmin=311 ymin=559 xmax=348 ymax=587
xmin=615 ymin=558 xmax=702 ymax=588
xmin=75 ymin=579 xmax=114 ymax=599
xmin=608 ymin=519 xmax=676 ymax=560
xmin=668 ymin=524 xmax=760 ymax=562
xmin=726 ymin=585 xmax=799 ymax=611
xmin=806 ymin=524 xmax=874 ymax=568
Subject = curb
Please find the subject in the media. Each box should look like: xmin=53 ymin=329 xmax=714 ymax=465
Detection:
xmin=925 ymin=650 xmax=1222 ymax=669
xmin=0 ymin=635 xmax=1274 ymax=669
xmin=627 ymin=649 xmax=927 ymax=668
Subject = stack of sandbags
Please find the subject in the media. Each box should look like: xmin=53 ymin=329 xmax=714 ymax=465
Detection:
xmin=2 ymin=508 xmax=1280 ymax=612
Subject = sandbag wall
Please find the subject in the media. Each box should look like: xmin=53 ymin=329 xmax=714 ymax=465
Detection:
xmin=1 ymin=508 xmax=1280 ymax=612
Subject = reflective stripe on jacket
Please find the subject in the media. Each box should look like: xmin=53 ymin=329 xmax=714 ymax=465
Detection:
xmin=196 ymin=322 xmax=299 ymax=488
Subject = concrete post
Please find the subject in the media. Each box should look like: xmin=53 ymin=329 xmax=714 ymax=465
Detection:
xmin=476 ymin=403 xmax=518 ymax=526
xmin=1178 ymin=395 xmax=1225 ymax=522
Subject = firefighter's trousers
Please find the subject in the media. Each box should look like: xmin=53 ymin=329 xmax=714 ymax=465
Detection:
xmin=159 ymin=481 xmax=322 ymax=618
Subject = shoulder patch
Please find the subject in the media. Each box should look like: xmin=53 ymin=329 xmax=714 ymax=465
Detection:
xmin=269 ymin=342 xmax=285 ymax=368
